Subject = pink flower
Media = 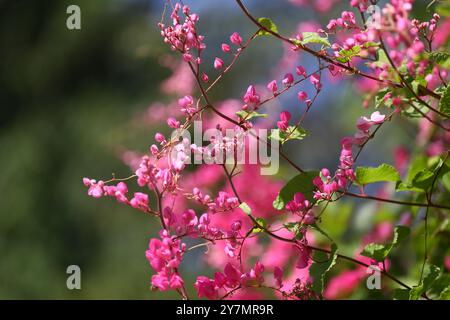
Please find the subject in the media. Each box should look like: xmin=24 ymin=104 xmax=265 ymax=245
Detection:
xmin=151 ymin=273 xmax=169 ymax=291
xmin=178 ymin=95 xmax=194 ymax=109
xmin=194 ymin=276 xmax=218 ymax=299
xmin=310 ymin=73 xmax=321 ymax=90
xmin=146 ymin=231 xmax=186 ymax=293
xmin=87 ymin=183 xmax=103 ymax=198
xmin=242 ymin=85 xmax=261 ymax=110
xmin=327 ymin=19 xmax=337 ymax=30
xmin=356 ymin=117 xmax=372 ymax=131
xmin=150 ymin=144 xmax=158 ymax=155
xmin=353 ymin=131 xmax=370 ymax=145
xmin=313 ymin=176 xmax=338 ymax=200
xmin=445 ymin=256 xmax=450 ymax=272
xmin=297 ymin=91 xmax=308 ymax=101
xmin=221 ymin=43 xmax=231 ymax=53
xmin=282 ymin=73 xmax=294 ymax=87
xmin=182 ymin=53 xmax=192 ymax=62
xmin=369 ymin=111 xmax=385 ymax=124
xmin=224 ymin=263 xmax=241 ymax=287
xmin=277 ymin=111 xmax=291 ymax=132
xmin=267 ymin=80 xmax=278 ymax=93
xmin=245 ymin=261 xmax=265 ymax=285
xmin=167 ymin=117 xmax=180 ymax=129
xmin=296 ymin=66 xmax=307 ymax=77
xmin=295 ymin=245 xmax=311 ymax=269
xmin=201 ymin=72 xmax=209 ymax=83
xmin=155 ymin=132 xmax=165 ymax=143
xmin=230 ymin=32 xmax=242 ymax=46
xmin=274 ymin=267 xmax=283 ymax=287
xmin=130 ymin=192 xmax=149 ymax=211
xmin=169 ymin=273 xmax=184 ymax=289
xmin=214 ymin=191 xmax=239 ymax=211
xmin=214 ymin=57 xmax=224 ymax=70
xmin=286 ymin=192 xmax=306 ymax=212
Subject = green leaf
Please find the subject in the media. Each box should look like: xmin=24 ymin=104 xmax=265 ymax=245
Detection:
xmin=239 ymin=202 xmax=252 ymax=215
xmin=336 ymin=46 xmax=361 ymax=63
xmin=396 ymin=156 xmax=450 ymax=192
xmin=257 ymin=17 xmax=278 ymax=36
xmin=428 ymin=51 xmax=450 ymax=69
xmin=236 ymin=110 xmax=268 ymax=121
xmin=428 ymin=274 xmax=450 ymax=300
xmin=393 ymin=288 xmax=410 ymax=300
xmin=253 ymin=217 xmax=267 ymax=233
xmin=409 ymin=265 xmax=440 ymax=300
xmin=360 ymin=226 xmax=410 ymax=261
xmin=439 ymin=287 xmax=450 ymax=300
xmin=374 ymin=88 xmax=392 ymax=108
xmin=283 ymin=222 xmax=303 ymax=240
xmin=410 ymin=75 xmax=427 ymax=96
xmin=363 ymin=41 xmax=380 ymax=49
xmin=439 ymin=85 xmax=450 ymax=117
xmin=300 ymin=32 xmax=331 ymax=47
xmin=442 ymin=172 xmax=450 ymax=193
xmin=273 ymin=171 xmax=319 ymax=210
xmin=271 ymin=126 xmax=308 ymax=145
xmin=401 ymin=100 xmax=430 ymax=118
xmin=371 ymin=49 xmax=390 ymax=69
xmin=310 ymin=242 xmax=338 ymax=295
xmin=355 ymin=164 xmax=400 ymax=185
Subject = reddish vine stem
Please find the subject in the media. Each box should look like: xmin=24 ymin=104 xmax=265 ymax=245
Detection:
xmin=340 ymin=190 xmax=450 ymax=210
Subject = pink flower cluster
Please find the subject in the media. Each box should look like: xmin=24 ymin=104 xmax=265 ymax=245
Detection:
xmin=159 ymin=3 xmax=205 ymax=63
xmin=285 ymin=192 xmax=315 ymax=225
xmin=242 ymin=85 xmax=261 ymax=111
xmin=277 ymin=111 xmax=292 ymax=132
xmin=313 ymin=111 xmax=386 ymax=200
xmin=83 ymin=178 xmax=151 ymax=212
xmin=146 ymin=230 xmax=186 ymax=291
xmin=326 ymin=11 xmax=357 ymax=31
xmin=194 ymin=261 xmax=268 ymax=299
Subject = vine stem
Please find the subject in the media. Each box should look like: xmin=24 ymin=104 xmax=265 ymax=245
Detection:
xmin=340 ymin=190 xmax=450 ymax=210
xmin=419 ymin=151 xmax=449 ymax=283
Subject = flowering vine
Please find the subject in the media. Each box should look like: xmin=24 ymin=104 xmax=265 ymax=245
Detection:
xmin=84 ymin=0 xmax=450 ymax=300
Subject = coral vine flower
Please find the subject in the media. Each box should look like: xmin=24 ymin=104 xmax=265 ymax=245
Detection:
xmin=230 ymin=32 xmax=242 ymax=46
xmin=242 ymin=85 xmax=260 ymax=110
xmin=297 ymin=91 xmax=308 ymax=101
xmin=267 ymin=80 xmax=278 ymax=93
xmin=221 ymin=43 xmax=231 ymax=53
xmin=282 ymin=73 xmax=294 ymax=87
xmin=296 ymin=66 xmax=307 ymax=77
xmin=277 ymin=111 xmax=292 ymax=132
xmin=214 ymin=57 xmax=224 ymax=70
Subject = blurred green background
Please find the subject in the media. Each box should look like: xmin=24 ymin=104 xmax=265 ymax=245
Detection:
xmin=0 ymin=0 xmax=436 ymax=299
